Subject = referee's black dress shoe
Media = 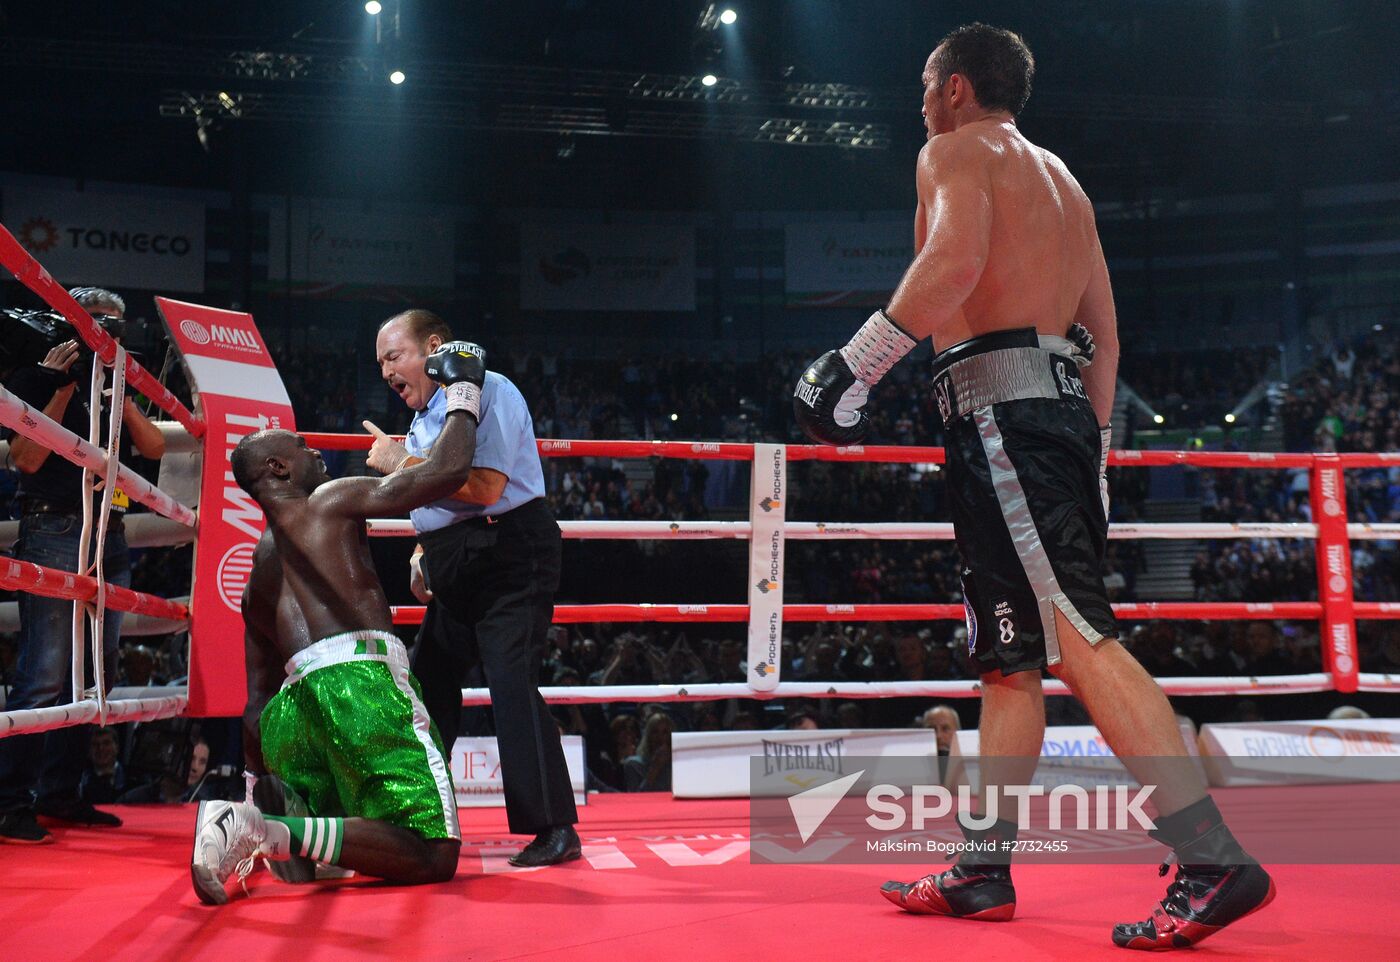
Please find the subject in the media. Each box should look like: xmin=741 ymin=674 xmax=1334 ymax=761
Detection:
xmin=509 ymin=825 xmax=581 ymax=867
xmin=35 ymin=798 xmax=122 ymax=827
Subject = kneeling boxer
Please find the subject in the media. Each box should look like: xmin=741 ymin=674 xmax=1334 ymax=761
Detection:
xmin=191 ymin=341 xmax=486 ymax=904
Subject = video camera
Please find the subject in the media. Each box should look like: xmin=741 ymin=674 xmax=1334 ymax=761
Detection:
xmin=0 ymin=306 xmax=126 ymax=385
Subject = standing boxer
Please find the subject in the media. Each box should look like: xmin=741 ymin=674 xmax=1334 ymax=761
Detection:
xmin=369 ymin=309 xmax=578 ymax=866
xmin=793 ymin=23 xmax=1273 ymax=951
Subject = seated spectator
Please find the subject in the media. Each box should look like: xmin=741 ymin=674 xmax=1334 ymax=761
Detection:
xmin=920 ymin=704 xmax=961 ymax=755
xmin=78 ymin=728 xmax=128 ymax=806
xmin=623 ymin=713 xmax=673 ymax=792
xmin=118 ymin=738 xmax=212 ymax=804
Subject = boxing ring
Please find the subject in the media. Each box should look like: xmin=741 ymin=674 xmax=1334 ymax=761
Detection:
xmin=2 ymin=227 xmax=1398 ymax=960
xmin=300 ymin=433 xmax=1400 ymax=707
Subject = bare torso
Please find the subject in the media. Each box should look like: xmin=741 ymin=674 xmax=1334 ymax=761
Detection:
xmin=914 ymin=119 xmax=1100 ymax=352
xmin=244 ymin=485 xmax=397 ymax=664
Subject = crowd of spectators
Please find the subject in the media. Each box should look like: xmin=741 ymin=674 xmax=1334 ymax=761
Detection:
xmin=1187 ymin=331 xmax=1400 ymax=607
xmin=6 ymin=323 xmax=1398 ymax=798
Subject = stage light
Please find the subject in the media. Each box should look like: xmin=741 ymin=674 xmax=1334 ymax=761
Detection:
xmin=670 ymin=413 xmax=679 ymax=422
xmin=1224 ymin=413 xmax=1236 ymax=424
xmin=389 ymin=69 xmax=406 ymax=85
xmin=701 ymin=74 xmax=718 ymax=87
xmin=365 ymin=1 xmax=382 ymax=13
xmin=720 ymin=9 xmax=737 ymax=24
xmin=1153 ymin=413 xmax=1165 ymax=425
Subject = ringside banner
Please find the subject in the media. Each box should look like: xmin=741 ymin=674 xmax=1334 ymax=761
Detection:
xmin=451 ymin=736 xmax=586 ymax=808
xmin=4 ymin=185 xmax=205 ymax=292
xmin=784 ymin=221 xmax=908 ymax=307
xmin=267 ymin=198 xmax=456 ymax=291
xmin=673 ymin=728 xmax=938 ymax=798
xmin=156 ymin=297 xmax=294 ymax=716
xmin=520 ymin=224 xmax=696 ymax=312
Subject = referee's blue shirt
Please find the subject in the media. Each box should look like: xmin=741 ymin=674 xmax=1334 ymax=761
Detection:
xmin=405 ymin=370 xmax=545 ymax=533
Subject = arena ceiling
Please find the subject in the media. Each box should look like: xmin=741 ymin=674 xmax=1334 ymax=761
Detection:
xmin=0 ymin=1 xmax=1395 ymax=209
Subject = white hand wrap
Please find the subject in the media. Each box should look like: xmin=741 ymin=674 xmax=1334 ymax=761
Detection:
xmin=838 ymin=310 xmax=917 ymax=386
xmin=444 ymin=381 xmax=482 ymax=420
xmin=1099 ymin=423 xmax=1112 ymax=520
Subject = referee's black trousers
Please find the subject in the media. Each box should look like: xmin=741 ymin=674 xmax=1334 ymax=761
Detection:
xmin=413 ymin=497 xmax=578 ymax=834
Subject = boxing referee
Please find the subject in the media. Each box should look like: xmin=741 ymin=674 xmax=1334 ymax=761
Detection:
xmin=368 ymin=309 xmax=579 ymax=866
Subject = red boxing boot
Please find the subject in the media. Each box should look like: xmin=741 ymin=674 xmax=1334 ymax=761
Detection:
xmin=1114 ymin=799 xmax=1276 ymax=951
xmin=881 ymin=818 xmax=1017 ymax=922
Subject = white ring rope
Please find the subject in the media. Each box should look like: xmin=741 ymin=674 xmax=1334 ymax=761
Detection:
xmin=0 ymin=382 xmax=195 ymax=527
xmin=0 ymin=351 xmax=196 ymax=737
xmin=458 ymin=673 xmax=1334 ymax=706
xmin=0 ymin=691 xmax=188 ymax=737
xmin=81 ymin=345 xmax=127 ymax=724
xmin=364 ymin=518 xmax=1399 ymax=541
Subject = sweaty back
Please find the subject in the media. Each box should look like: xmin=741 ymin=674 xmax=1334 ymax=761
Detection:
xmin=934 ymin=121 xmax=1098 ymax=350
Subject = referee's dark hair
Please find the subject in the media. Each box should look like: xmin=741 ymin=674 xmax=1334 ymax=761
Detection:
xmin=381 ymin=308 xmax=453 ymax=346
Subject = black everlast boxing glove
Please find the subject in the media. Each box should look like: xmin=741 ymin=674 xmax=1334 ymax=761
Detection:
xmin=1065 ymin=322 xmax=1096 ymax=367
xmin=425 ymin=341 xmax=487 ymax=421
xmin=793 ymin=310 xmax=917 ymax=445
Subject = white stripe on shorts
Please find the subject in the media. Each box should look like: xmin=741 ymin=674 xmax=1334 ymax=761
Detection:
xmin=974 ymin=406 xmax=1106 ymax=665
xmin=384 ymin=644 xmax=461 ymax=840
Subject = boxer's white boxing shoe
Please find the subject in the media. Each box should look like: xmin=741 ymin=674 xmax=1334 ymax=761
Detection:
xmin=191 ymin=801 xmax=268 ymax=905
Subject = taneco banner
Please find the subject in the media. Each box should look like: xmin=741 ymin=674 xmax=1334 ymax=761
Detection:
xmin=520 ymin=223 xmax=696 ymax=311
xmin=4 ymin=185 xmax=205 ymax=292
xmin=784 ymin=221 xmax=909 ymax=308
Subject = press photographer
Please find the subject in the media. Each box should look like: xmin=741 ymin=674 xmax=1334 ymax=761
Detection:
xmin=0 ymin=286 xmax=165 ymax=844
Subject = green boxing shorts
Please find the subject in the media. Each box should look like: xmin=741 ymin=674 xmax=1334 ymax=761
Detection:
xmin=260 ymin=629 xmax=460 ymax=841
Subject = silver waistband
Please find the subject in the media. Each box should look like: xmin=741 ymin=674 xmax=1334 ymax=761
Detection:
xmin=934 ymin=345 xmax=1078 ymax=424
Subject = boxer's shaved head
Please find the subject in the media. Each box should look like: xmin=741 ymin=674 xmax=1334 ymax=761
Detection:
xmin=232 ymin=429 xmax=327 ymax=497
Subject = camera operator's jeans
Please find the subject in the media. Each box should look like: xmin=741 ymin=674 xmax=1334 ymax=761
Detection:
xmin=0 ymin=513 xmax=128 ymax=812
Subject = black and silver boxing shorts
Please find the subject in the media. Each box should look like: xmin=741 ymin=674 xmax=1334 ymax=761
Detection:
xmin=933 ymin=327 xmax=1118 ymax=676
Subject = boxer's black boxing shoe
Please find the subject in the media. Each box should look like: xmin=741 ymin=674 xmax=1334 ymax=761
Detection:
xmin=880 ymin=864 xmax=1016 ymax=921
xmin=1113 ymin=817 xmax=1276 ymax=951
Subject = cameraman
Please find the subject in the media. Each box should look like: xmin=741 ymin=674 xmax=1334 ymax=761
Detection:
xmin=0 ymin=287 xmax=164 ymax=844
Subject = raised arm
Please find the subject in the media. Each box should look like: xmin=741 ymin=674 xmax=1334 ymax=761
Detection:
xmin=321 ymin=342 xmax=487 ymax=519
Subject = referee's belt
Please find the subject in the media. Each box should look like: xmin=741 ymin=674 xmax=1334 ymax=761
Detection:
xmin=930 ymin=327 xmax=1088 ymax=426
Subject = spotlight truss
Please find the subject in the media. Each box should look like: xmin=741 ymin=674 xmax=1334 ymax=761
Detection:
xmin=1 ymin=36 xmax=1320 ymax=152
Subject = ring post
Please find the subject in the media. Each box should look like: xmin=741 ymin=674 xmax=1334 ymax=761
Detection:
xmin=746 ymin=443 xmax=785 ymax=692
xmin=156 ymin=297 xmax=295 ymax=716
xmin=1309 ymin=455 xmax=1360 ymax=693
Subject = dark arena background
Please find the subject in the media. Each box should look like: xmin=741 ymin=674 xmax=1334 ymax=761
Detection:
xmin=1 ymin=3 xmax=1397 ymax=960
